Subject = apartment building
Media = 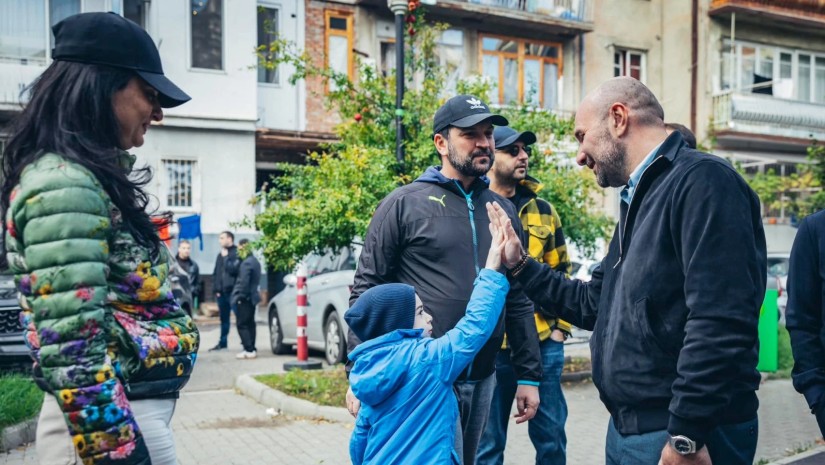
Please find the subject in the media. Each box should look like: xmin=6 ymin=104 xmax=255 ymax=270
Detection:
xmin=580 ymin=0 xmax=825 ymax=251
xmin=0 ymin=0 xmax=266 ymax=276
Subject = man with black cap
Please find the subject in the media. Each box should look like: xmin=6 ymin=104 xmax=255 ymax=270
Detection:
xmin=347 ymin=95 xmax=545 ymax=465
xmin=478 ymin=126 xmax=572 ymax=465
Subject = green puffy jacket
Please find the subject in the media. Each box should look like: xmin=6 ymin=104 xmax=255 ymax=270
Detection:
xmin=4 ymin=152 xmax=199 ymax=464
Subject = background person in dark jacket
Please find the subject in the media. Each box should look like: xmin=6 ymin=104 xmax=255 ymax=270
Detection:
xmin=210 ymin=230 xmax=240 ymax=351
xmin=487 ymin=77 xmax=765 ymax=465
xmin=786 ymin=209 xmax=825 ymax=437
xmin=346 ymin=94 xmax=544 ymax=465
xmin=232 ymin=239 xmax=262 ymax=359
xmin=176 ymin=239 xmax=201 ymax=304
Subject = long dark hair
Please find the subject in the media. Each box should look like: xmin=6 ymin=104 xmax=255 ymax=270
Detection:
xmin=1 ymin=61 xmax=170 ymax=267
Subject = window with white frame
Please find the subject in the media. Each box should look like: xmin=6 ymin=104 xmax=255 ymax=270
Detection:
xmin=257 ymin=5 xmax=279 ymax=84
xmin=162 ymin=160 xmax=198 ymax=210
xmin=1 ymin=1 xmax=146 ymax=63
xmin=191 ymin=0 xmax=223 ymax=70
xmin=721 ymin=39 xmax=825 ymax=103
xmin=614 ymin=49 xmax=646 ymax=82
xmin=1 ymin=1 xmax=47 ymax=63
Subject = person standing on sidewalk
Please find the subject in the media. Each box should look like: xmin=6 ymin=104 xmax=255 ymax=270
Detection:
xmin=176 ymin=239 xmax=201 ymax=306
xmin=232 ymin=239 xmax=262 ymax=359
xmin=1 ymin=12 xmax=198 ymax=464
xmin=487 ymin=77 xmax=765 ymax=465
xmin=210 ymin=230 xmax=240 ymax=351
xmin=347 ymin=95 xmax=544 ymax=465
xmin=478 ymin=126 xmax=571 ymax=465
xmin=786 ymin=210 xmax=825 ymax=437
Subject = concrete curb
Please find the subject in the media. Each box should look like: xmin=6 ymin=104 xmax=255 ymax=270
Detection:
xmin=0 ymin=417 xmax=37 ymax=452
xmin=762 ymin=445 xmax=825 ymax=464
xmin=560 ymin=371 xmax=592 ymax=383
xmin=235 ymin=373 xmax=355 ymax=424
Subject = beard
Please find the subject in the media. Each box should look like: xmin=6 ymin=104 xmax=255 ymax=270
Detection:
xmin=447 ymin=142 xmax=495 ymax=179
xmin=593 ymin=131 xmax=629 ymax=188
xmin=491 ymin=160 xmax=527 ymax=186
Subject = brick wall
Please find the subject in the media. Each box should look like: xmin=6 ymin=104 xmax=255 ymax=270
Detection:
xmin=305 ymin=0 xmax=356 ymax=133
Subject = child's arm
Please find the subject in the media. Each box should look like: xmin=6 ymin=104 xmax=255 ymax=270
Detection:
xmin=426 ymin=222 xmax=509 ymax=383
xmin=350 ymin=415 xmax=369 ymax=465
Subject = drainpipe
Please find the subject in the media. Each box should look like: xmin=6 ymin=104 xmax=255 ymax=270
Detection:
xmin=690 ymin=0 xmax=698 ymax=132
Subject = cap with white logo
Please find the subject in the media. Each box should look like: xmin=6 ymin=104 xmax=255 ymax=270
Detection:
xmin=433 ymin=94 xmax=509 ymax=136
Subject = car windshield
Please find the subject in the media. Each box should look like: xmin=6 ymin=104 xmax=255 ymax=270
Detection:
xmin=767 ymin=258 xmax=789 ymax=277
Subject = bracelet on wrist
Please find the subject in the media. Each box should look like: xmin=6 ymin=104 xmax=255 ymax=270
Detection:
xmin=510 ymin=252 xmax=531 ymax=277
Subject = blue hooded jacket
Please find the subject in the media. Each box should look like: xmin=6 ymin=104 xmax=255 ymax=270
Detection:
xmin=348 ymin=269 xmax=509 ymax=465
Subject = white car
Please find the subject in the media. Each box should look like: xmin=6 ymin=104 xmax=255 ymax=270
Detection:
xmin=267 ymin=245 xmax=361 ymax=365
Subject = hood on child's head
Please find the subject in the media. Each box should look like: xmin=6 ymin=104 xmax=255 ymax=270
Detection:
xmin=345 ymin=283 xmax=416 ymax=341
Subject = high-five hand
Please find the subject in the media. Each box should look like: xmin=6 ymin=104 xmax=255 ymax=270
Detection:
xmin=486 ymin=214 xmax=505 ymax=271
xmin=486 ymin=202 xmax=526 ymax=269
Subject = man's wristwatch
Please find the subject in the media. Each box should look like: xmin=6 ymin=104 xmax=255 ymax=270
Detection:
xmin=668 ymin=435 xmax=701 ymax=455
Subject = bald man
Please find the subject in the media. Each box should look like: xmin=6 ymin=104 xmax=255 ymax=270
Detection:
xmin=487 ymin=77 xmax=765 ymax=465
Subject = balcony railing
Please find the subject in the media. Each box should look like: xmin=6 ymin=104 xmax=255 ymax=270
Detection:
xmin=712 ymin=91 xmax=825 ymax=141
xmin=465 ymin=0 xmax=590 ymax=22
xmin=709 ymin=0 xmax=825 ymax=26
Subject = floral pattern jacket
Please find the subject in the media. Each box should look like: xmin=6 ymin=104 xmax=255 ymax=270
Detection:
xmin=4 ymin=152 xmax=200 ymax=465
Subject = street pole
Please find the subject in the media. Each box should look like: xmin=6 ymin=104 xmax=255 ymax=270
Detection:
xmin=388 ymin=0 xmax=408 ymax=170
xmin=284 ymin=263 xmax=321 ymax=371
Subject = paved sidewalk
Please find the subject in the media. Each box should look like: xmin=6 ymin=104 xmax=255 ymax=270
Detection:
xmin=3 ymin=324 xmax=821 ymax=465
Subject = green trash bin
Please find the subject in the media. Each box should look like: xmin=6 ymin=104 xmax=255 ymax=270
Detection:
xmin=757 ymin=289 xmax=779 ymax=372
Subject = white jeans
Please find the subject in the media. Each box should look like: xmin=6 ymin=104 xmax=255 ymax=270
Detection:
xmin=36 ymin=394 xmax=178 ymax=465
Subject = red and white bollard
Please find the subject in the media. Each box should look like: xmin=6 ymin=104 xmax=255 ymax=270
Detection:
xmin=284 ymin=262 xmax=322 ymax=371
xmin=296 ymin=264 xmax=309 ymax=362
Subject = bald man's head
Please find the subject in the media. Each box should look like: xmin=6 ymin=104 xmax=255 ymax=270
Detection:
xmin=573 ymin=78 xmax=669 ymax=188
xmin=583 ymin=77 xmax=664 ymax=127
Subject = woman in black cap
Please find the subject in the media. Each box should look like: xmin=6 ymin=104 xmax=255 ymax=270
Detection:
xmin=1 ymin=12 xmax=197 ymax=465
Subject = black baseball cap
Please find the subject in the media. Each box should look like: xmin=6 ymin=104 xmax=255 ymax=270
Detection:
xmin=493 ymin=126 xmax=537 ymax=149
xmin=433 ymin=95 xmax=508 ymax=135
xmin=52 ymin=12 xmax=191 ymax=108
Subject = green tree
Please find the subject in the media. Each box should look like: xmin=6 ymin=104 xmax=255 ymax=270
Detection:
xmin=250 ymin=12 xmax=611 ymax=270
xmin=734 ymin=142 xmax=824 ymax=221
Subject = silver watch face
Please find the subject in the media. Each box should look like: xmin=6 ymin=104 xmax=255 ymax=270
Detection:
xmin=671 ymin=436 xmax=696 ymax=455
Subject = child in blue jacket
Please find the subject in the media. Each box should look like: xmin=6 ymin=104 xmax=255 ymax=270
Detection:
xmin=345 ymin=219 xmax=509 ymax=465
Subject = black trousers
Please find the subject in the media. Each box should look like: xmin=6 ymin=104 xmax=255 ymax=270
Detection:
xmin=236 ymin=297 xmax=257 ymax=352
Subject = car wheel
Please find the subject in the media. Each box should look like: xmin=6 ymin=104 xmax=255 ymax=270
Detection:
xmin=269 ymin=306 xmax=289 ymax=355
xmin=324 ymin=311 xmax=346 ymax=365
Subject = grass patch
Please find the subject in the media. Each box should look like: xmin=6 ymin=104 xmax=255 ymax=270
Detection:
xmin=564 ymin=356 xmax=591 ymax=374
xmin=256 ymin=367 xmax=348 ymax=408
xmin=767 ymin=325 xmax=794 ymax=380
xmin=0 ymin=374 xmax=43 ymax=430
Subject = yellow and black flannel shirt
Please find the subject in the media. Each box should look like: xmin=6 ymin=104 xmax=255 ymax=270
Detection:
xmin=503 ymin=177 xmax=572 ymax=349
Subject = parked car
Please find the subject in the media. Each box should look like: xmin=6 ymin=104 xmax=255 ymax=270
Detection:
xmin=0 ymin=264 xmax=29 ymax=372
xmin=268 ymin=244 xmax=361 ymax=365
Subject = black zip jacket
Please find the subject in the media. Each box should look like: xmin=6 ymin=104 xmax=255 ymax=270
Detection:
xmin=513 ymin=133 xmax=765 ymax=444
xmin=787 ymin=210 xmax=825 ymax=419
xmin=213 ymin=245 xmax=240 ymax=294
xmin=347 ymin=166 xmax=544 ymax=382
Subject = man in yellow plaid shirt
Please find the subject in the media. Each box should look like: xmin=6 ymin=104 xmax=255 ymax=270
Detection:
xmin=477 ymin=126 xmax=572 ymax=465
